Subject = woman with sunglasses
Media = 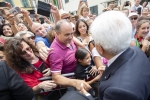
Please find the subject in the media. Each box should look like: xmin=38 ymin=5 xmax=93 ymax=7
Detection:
xmin=15 ymin=31 xmax=35 ymax=45
xmin=4 ymin=37 xmax=57 ymax=100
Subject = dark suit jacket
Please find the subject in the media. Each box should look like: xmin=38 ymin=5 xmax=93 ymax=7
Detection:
xmin=0 ymin=61 xmax=34 ymax=100
xmin=98 ymin=46 xmax=150 ymax=100
xmin=60 ymin=91 xmax=94 ymax=100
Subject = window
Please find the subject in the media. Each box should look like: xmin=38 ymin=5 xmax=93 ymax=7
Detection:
xmin=90 ymin=5 xmax=98 ymax=15
xmin=21 ymin=0 xmax=30 ymax=7
xmin=5 ymin=0 xmax=14 ymax=7
xmin=65 ymin=0 xmax=69 ymax=3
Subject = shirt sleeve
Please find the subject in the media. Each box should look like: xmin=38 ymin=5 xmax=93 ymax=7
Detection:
xmin=48 ymin=52 xmax=63 ymax=73
xmin=130 ymin=5 xmax=136 ymax=11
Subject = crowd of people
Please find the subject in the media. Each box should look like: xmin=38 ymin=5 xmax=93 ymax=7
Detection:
xmin=1 ymin=0 xmax=150 ymax=100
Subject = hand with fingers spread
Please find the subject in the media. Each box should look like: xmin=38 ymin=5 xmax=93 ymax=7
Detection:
xmin=42 ymin=68 xmax=51 ymax=77
xmin=39 ymin=47 xmax=53 ymax=61
xmin=38 ymin=80 xmax=57 ymax=92
xmin=89 ymin=66 xmax=98 ymax=76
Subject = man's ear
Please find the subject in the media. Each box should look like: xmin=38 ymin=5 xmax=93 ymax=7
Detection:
xmin=95 ymin=44 xmax=104 ymax=55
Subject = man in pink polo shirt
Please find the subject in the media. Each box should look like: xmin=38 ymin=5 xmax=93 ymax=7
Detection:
xmin=47 ymin=19 xmax=91 ymax=91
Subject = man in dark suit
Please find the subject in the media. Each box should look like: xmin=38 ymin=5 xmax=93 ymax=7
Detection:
xmin=90 ymin=11 xmax=150 ymax=100
xmin=0 ymin=61 xmax=34 ymax=100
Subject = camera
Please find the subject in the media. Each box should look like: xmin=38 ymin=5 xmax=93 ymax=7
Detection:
xmin=0 ymin=2 xmax=6 ymax=7
xmin=125 ymin=1 xmax=129 ymax=6
xmin=9 ymin=7 xmax=21 ymax=16
xmin=37 ymin=1 xmax=51 ymax=17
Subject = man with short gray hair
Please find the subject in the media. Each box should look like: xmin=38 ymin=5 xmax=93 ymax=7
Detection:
xmin=90 ymin=11 xmax=150 ymax=100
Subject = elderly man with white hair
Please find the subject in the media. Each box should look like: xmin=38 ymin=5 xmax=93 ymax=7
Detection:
xmin=90 ymin=11 xmax=150 ymax=100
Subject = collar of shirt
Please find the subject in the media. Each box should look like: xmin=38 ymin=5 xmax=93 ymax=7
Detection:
xmin=107 ymin=49 xmax=126 ymax=67
xmin=55 ymin=37 xmax=74 ymax=50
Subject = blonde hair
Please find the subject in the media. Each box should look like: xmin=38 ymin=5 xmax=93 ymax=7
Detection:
xmin=80 ymin=6 xmax=89 ymax=16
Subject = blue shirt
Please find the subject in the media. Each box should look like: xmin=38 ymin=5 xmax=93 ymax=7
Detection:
xmin=35 ymin=36 xmax=50 ymax=47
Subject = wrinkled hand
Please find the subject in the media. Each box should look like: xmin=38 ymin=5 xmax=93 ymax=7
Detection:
xmin=38 ymin=80 xmax=57 ymax=92
xmin=42 ymin=68 xmax=51 ymax=77
xmin=89 ymin=66 xmax=98 ymax=76
xmin=39 ymin=47 xmax=53 ymax=61
xmin=74 ymin=80 xmax=91 ymax=91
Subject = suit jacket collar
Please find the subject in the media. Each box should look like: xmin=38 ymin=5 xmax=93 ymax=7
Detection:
xmin=100 ymin=47 xmax=134 ymax=82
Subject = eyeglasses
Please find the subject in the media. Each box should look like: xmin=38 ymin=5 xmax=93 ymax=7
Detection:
xmin=130 ymin=17 xmax=138 ymax=20
xmin=27 ymin=36 xmax=35 ymax=40
xmin=21 ymin=47 xmax=31 ymax=55
xmin=0 ymin=56 xmax=4 ymax=60
xmin=63 ymin=17 xmax=70 ymax=20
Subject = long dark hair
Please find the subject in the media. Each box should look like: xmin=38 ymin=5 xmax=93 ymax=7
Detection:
xmin=4 ymin=37 xmax=39 ymax=73
xmin=75 ymin=19 xmax=89 ymax=36
xmin=0 ymin=24 xmax=14 ymax=36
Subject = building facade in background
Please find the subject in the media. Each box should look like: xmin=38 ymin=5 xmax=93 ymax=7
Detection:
xmin=60 ymin=0 xmax=137 ymax=15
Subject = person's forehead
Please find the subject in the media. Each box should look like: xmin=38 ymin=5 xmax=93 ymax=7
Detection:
xmin=3 ymin=25 xmax=10 ymax=29
xmin=130 ymin=15 xmax=138 ymax=18
xmin=21 ymin=41 xmax=29 ymax=49
xmin=61 ymin=23 xmax=73 ymax=33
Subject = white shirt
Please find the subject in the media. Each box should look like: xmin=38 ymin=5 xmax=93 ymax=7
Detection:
xmin=80 ymin=16 xmax=89 ymax=21
xmin=107 ymin=50 xmax=126 ymax=67
xmin=130 ymin=4 xmax=143 ymax=12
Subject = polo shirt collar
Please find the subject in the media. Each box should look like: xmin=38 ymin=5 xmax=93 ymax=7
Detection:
xmin=55 ymin=38 xmax=74 ymax=50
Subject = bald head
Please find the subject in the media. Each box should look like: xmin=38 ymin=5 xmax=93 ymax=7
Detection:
xmin=31 ymin=22 xmax=47 ymax=37
xmin=55 ymin=19 xmax=72 ymax=34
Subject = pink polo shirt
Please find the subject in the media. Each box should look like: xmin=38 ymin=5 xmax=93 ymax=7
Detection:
xmin=47 ymin=38 xmax=77 ymax=74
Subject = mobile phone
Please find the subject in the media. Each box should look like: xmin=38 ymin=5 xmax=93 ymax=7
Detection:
xmin=137 ymin=7 xmax=142 ymax=15
xmin=37 ymin=0 xmax=51 ymax=17
xmin=82 ymin=0 xmax=87 ymax=2
xmin=0 ymin=2 xmax=6 ymax=7
xmin=28 ymin=10 xmax=35 ymax=14
xmin=38 ymin=62 xmax=47 ymax=73
xmin=30 ymin=14 xmax=36 ymax=18
xmin=9 ymin=7 xmax=21 ymax=16
xmin=125 ymin=1 xmax=129 ymax=6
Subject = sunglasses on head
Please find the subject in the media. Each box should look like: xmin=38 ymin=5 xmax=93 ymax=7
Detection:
xmin=27 ymin=36 xmax=35 ymax=40
xmin=63 ymin=17 xmax=70 ymax=20
xmin=130 ymin=17 xmax=138 ymax=20
xmin=21 ymin=47 xmax=31 ymax=55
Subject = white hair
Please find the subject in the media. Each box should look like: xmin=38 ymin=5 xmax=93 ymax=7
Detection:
xmin=90 ymin=11 xmax=132 ymax=55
